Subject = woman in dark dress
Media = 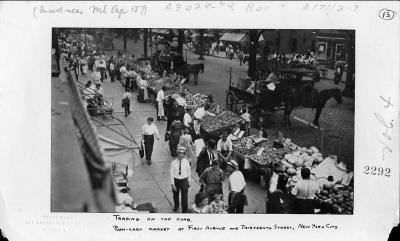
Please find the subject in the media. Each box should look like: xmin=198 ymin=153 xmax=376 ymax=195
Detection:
xmin=169 ymin=119 xmax=182 ymax=157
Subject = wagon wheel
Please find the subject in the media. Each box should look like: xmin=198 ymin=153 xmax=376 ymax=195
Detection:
xmin=226 ymin=90 xmax=237 ymax=112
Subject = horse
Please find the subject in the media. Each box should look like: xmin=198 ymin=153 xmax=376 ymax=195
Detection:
xmin=186 ymin=64 xmax=204 ymax=85
xmin=175 ymin=63 xmax=205 ymax=85
xmin=282 ymin=87 xmax=343 ymax=127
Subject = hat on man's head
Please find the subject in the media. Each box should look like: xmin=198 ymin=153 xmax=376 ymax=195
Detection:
xmin=227 ymin=160 xmax=239 ymax=168
xmin=273 ymin=162 xmax=286 ymax=173
xmin=208 ymin=139 xmax=216 ymax=146
xmin=147 ymin=117 xmax=154 ymax=122
xmin=221 ymin=131 xmax=229 ymax=137
xmin=177 ymin=146 xmax=186 ymax=153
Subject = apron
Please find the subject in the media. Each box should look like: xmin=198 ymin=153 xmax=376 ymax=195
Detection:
xmin=219 ymin=150 xmax=231 ymax=170
xmin=157 ymin=100 xmax=165 ymax=117
xmin=143 ymin=87 xmax=149 ymax=100
xmin=193 ymin=119 xmax=201 ymax=134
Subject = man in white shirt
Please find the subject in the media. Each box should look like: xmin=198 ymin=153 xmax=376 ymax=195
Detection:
xmin=183 ymin=108 xmax=192 ymax=129
xmin=193 ymin=104 xmax=215 ymax=134
xmin=227 ymin=160 xmax=246 ymax=213
xmin=156 ymin=86 xmax=167 ymax=121
xmin=268 ymin=163 xmax=285 ymax=193
xmin=119 ymin=64 xmax=127 ymax=83
xmin=122 ymin=91 xmax=132 ymax=117
xmin=291 ymin=168 xmax=320 ymax=214
xmin=141 ymin=117 xmax=160 ymax=165
xmin=217 ymin=131 xmax=233 ymax=171
xmin=175 ymin=92 xmax=187 ymax=108
xmin=170 ymin=146 xmax=191 ymax=213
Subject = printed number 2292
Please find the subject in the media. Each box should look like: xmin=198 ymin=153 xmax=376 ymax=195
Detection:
xmin=364 ymin=165 xmax=390 ymax=177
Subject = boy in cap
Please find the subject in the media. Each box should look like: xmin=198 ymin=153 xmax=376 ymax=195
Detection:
xmin=170 ymin=146 xmax=191 ymax=213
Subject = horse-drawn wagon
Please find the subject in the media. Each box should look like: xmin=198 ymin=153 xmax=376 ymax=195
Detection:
xmin=225 ymin=66 xmax=340 ymax=127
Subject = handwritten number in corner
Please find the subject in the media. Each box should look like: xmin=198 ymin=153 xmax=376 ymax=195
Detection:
xmin=379 ymin=9 xmax=395 ymax=20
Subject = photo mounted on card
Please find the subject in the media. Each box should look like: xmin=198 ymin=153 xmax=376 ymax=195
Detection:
xmin=0 ymin=1 xmax=399 ymax=241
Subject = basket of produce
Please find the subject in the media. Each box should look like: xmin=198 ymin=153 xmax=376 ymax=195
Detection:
xmin=201 ymin=111 xmax=243 ymax=135
xmin=315 ymin=184 xmax=353 ymax=214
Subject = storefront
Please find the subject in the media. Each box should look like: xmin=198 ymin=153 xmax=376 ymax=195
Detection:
xmin=314 ymin=30 xmax=349 ymax=68
xmin=219 ymin=32 xmax=249 ymax=50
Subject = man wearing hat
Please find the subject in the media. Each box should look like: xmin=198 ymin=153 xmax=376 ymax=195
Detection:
xmin=227 ymin=160 xmax=247 ymax=213
xmin=141 ymin=117 xmax=160 ymax=165
xmin=268 ymin=162 xmax=286 ymax=194
xmin=196 ymin=139 xmax=216 ymax=180
xmin=217 ymin=130 xmax=233 ymax=171
xmin=170 ymin=146 xmax=191 ymax=213
xmin=199 ymin=160 xmax=224 ymax=202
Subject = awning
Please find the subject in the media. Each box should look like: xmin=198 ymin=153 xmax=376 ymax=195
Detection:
xmin=219 ymin=33 xmax=247 ymax=43
xmin=98 ymin=134 xmax=138 ymax=166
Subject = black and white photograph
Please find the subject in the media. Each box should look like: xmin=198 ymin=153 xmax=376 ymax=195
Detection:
xmin=52 ymin=28 xmax=355 ymax=214
xmin=1 ymin=1 xmax=399 ymax=241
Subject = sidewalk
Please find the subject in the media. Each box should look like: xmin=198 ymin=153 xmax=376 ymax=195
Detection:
xmin=77 ymin=72 xmax=266 ymax=213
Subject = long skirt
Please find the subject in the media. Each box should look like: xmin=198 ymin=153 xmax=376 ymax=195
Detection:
xmin=169 ymin=132 xmax=181 ymax=157
xmin=138 ymin=88 xmax=144 ymax=103
xmin=157 ymin=101 xmax=165 ymax=117
xmin=143 ymin=87 xmax=149 ymax=100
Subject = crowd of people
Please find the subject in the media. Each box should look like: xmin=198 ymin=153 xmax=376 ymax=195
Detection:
xmin=57 ymin=31 xmax=330 ymax=215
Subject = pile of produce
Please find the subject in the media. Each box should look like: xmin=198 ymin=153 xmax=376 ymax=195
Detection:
xmin=232 ymin=136 xmax=257 ymax=156
xmin=232 ymin=136 xmax=285 ymax=166
xmin=315 ymin=184 xmax=354 ymax=214
xmin=283 ymin=138 xmax=299 ymax=151
xmin=208 ymin=103 xmax=226 ymax=115
xmin=201 ymin=111 xmax=243 ymax=133
xmin=147 ymin=79 xmax=181 ymax=96
xmin=281 ymin=145 xmax=324 ymax=171
xmin=186 ymin=93 xmax=207 ymax=110
xmin=249 ymin=147 xmax=284 ymax=166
